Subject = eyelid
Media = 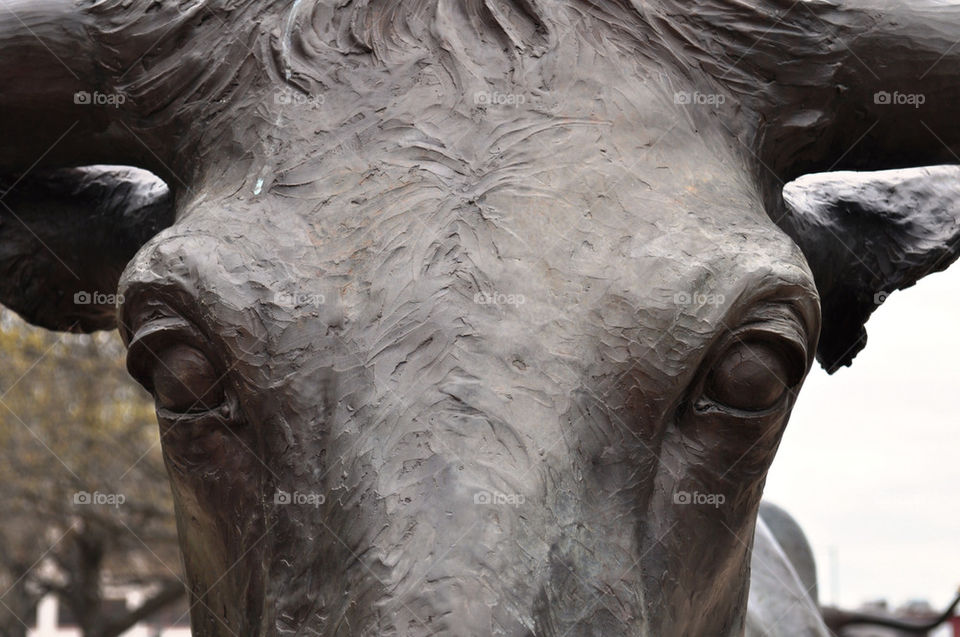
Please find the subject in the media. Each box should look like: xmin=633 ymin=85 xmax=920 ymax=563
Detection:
xmin=156 ymin=396 xmax=238 ymax=472
xmin=729 ymin=331 xmax=806 ymax=389
xmin=693 ymin=391 xmax=796 ymax=421
xmin=727 ymin=302 xmax=810 ymax=368
xmin=694 ymin=395 xmax=789 ymax=419
xmin=156 ymin=394 xmax=234 ymax=426
xmin=126 ymin=317 xmax=214 ymax=391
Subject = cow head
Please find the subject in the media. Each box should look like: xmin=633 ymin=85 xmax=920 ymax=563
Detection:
xmin=3 ymin=1 xmax=960 ymax=635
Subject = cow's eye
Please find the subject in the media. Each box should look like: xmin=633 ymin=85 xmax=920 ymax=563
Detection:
xmin=126 ymin=317 xmax=226 ymax=415
xmin=705 ymin=339 xmax=803 ymax=411
xmin=150 ymin=345 xmax=224 ymax=413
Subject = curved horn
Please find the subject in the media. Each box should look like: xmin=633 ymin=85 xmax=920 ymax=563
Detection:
xmin=681 ymin=0 xmax=960 ymax=180
xmin=0 ymin=165 xmax=174 ymax=332
xmin=0 ymin=1 xmax=158 ymax=176
xmin=779 ymin=165 xmax=960 ymax=372
xmin=0 ymin=0 xmax=237 ymax=185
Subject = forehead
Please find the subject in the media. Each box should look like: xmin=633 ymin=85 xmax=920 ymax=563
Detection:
xmin=130 ymin=116 xmax=809 ymax=285
xmin=120 ymin=58 xmax=818 ymax=368
xmin=118 ymin=176 xmax=816 ymax=371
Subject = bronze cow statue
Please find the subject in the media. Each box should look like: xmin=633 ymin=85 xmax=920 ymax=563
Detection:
xmin=3 ymin=1 xmax=960 ymax=635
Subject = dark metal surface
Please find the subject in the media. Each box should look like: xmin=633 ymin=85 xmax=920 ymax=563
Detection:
xmin=2 ymin=1 xmax=960 ymax=635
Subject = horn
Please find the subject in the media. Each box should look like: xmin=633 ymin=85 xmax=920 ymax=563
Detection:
xmin=0 ymin=166 xmax=174 ymax=332
xmin=780 ymin=165 xmax=960 ymax=372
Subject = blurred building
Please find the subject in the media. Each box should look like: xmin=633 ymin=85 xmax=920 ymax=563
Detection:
xmin=841 ymin=599 xmax=954 ymax=637
xmin=27 ymin=589 xmax=191 ymax=637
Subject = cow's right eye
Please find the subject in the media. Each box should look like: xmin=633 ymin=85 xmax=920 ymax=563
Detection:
xmin=126 ymin=317 xmax=227 ymax=415
xmin=150 ymin=344 xmax=224 ymax=413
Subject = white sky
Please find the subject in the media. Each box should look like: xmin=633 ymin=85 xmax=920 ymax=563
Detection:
xmin=765 ymin=261 xmax=960 ymax=611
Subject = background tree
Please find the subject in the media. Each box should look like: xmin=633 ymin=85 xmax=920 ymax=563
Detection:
xmin=0 ymin=308 xmax=185 ymax=637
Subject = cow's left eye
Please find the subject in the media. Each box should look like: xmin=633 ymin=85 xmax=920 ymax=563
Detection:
xmin=704 ymin=338 xmax=803 ymax=411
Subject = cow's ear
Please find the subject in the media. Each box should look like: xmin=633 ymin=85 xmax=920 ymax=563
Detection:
xmin=779 ymin=165 xmax=960 ymax=373
xmin=0 ymin=166 xmax=174 ymax=333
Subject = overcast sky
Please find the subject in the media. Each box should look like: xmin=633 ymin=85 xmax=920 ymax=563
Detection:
xmin=764 ymin=261 xmax=960 ymax=611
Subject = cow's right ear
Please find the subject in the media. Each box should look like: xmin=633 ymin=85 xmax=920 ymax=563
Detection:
xmin=779 ymin=165 xmax=960 ymax=374
xmin=0 ymin=166 xmax=174 ymax=333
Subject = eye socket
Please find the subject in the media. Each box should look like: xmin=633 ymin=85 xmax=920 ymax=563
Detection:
xmin=126 ymin=318 xmax=226 ymax=415
xmin=705 ymin=339 xmax=803 ymax=411
xmin=150 ymin=344 xmax=224 ymax=413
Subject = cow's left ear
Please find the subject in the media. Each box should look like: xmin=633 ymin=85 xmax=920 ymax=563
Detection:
xmin=0 ymin=166 xmax=174 ymax=333
xmin=779 ymin=165 xmax=960 ymax=373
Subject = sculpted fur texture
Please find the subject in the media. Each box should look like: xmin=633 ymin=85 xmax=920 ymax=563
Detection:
xmin=2 ymin=1 xmax=960 ymax=635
